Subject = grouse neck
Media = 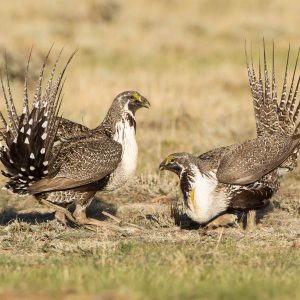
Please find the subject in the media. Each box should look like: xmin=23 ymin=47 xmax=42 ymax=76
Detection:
xmin=98 ymin=105 xmax=136 ymax=139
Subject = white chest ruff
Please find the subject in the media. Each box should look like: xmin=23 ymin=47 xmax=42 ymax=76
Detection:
xmin=104 ymin=119 xmax=138 ymax=191
xmin=184 ymin=168 xmax=226 ymax=223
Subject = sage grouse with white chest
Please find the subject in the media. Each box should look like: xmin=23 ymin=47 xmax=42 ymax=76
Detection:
xmin=0 ymin=50 xmax=150 ymax=231
xmin=160 ymin=43 xmax=300 ymax=229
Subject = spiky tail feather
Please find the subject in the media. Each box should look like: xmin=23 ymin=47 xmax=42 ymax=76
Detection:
xmin=0 ymin=49 xmax=76 ymax=195
xmin=245 ymin=41 xmax=300 ymax=136
xmin=245 ymin=41 xmax=300 ymax=170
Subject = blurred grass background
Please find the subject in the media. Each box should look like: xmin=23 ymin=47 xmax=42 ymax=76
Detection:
xmin=1 ymin=0 xmax=300 ymax=173
xmin=0 ymin=1 xmax=300 ymax=299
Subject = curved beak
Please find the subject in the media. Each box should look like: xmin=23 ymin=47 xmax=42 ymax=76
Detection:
xmin=159 ymin=156 xmax=181 ymax=175
xmin=159 ymin=159 xmax=168 ymax=171
xmin=140 ymin=96 xmax=150 ymax=108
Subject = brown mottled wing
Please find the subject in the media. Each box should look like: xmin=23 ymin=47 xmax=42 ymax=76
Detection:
xmin=197 ymin=146 xmax=229 ymax=174
xmin=28 ymin=134 xmax=122 ymax=193
xmin=216 ymin=134 xmax=300 ymax=185
xmin=56 ymin=117 xmax=89 ymax=139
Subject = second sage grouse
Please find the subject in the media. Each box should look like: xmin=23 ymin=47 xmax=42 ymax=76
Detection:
xmin=0 ymin=49 xmax=150 ymax=230
xmin=160 ymin=43 xmax=300 ymax=229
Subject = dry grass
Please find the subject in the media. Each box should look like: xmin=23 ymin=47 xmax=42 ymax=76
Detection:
xmin=0 ymin=1 xmax=300 ymax=299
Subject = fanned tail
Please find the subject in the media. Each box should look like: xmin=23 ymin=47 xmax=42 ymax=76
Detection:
xmin=245 ymin=41 xmax=300 ymax=170
xmin=0 ymin=49 xmax=76 ymax=194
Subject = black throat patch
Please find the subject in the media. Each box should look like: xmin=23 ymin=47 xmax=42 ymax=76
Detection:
xmin=126 ymin=113 xmax=136 ymax=132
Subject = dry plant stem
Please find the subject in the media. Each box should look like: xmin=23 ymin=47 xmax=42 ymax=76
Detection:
xmin=82 ymin=218 xmax=133 ymax=232
xmin=214 ymin=227 xmax=224 ymax=251
xmin=102 ymin=210 xmax=143 ymax=230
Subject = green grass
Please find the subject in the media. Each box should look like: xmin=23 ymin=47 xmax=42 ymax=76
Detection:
xmin=0 ymin=1 xmax=300 ymax=299
xmin=0 ymin=240 xmax=299 ymax=300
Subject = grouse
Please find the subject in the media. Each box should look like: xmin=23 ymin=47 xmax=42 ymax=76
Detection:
xmin=0 ymin=49 xmax=150 ymax=230
xmin=160 ymin=43 xmax=300 ymax=229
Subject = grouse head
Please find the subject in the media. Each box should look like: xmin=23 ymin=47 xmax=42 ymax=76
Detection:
xmin=159 ymin=152 xmax=196 ymax=176
xmin=114 ymin=91 xmax=150 ymax=114
xmin=100 ymin=91 xmax=150 ymax=136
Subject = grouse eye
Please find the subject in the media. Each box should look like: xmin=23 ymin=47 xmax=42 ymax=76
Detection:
xmin=169 ymin=158 xmax=176 ymax=164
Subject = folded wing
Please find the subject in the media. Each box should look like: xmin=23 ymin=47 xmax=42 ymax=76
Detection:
xmin=28 ymin=133 xmax=122 ymax=193
xmin=216 ymin=134 xmax=300 ymax=185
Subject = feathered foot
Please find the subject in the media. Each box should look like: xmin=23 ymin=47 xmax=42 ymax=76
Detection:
xmin=206 ymin=213 xmax=237 ymax=230
xmin=72 ymin=204 xmax=139 ymax=233
xmin=55 ymin=211 xmax=68 ymax=225
xmin=40 ymin=199 xmax=76 ymax=224
xmin=245 ymin=210 xmax=256 ymax=231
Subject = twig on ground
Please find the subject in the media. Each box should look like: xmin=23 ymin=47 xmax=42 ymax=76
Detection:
xmin=102 ymin=210 xmax=143 ymax=230
xmin=214 ymin=227 xmax=224 ymax=251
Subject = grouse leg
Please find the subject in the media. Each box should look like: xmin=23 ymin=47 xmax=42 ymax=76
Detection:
xmin=245 ymin=210 xmax=256 ymax=231
xmin=206 ymin=213 xmax=237 ymax=230
xmin=40 ymin=199 xmax=76 ymax=224
xmin=55 ymin=211 xmax=68 ymax=225
xmin=72 ymin=202 xmax=138 ymax=233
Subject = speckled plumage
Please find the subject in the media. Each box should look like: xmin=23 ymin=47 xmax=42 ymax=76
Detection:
xmin=0 ymin=50 xmax=150 ymax=228
xmin=160 ymin=44 xmax=300 ymax=225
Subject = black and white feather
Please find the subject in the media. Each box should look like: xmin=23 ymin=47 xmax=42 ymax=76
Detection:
xmin=0 ymin=48 xmax=149 ymax=227
xmin=0 ymin=49 xmax=75 ymax=194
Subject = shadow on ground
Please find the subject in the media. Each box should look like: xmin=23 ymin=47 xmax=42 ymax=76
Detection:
xmin=0 ymin=197 xmax=118 ymax=225
xmin=0 ymin=208 xmax=55 ymax=225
